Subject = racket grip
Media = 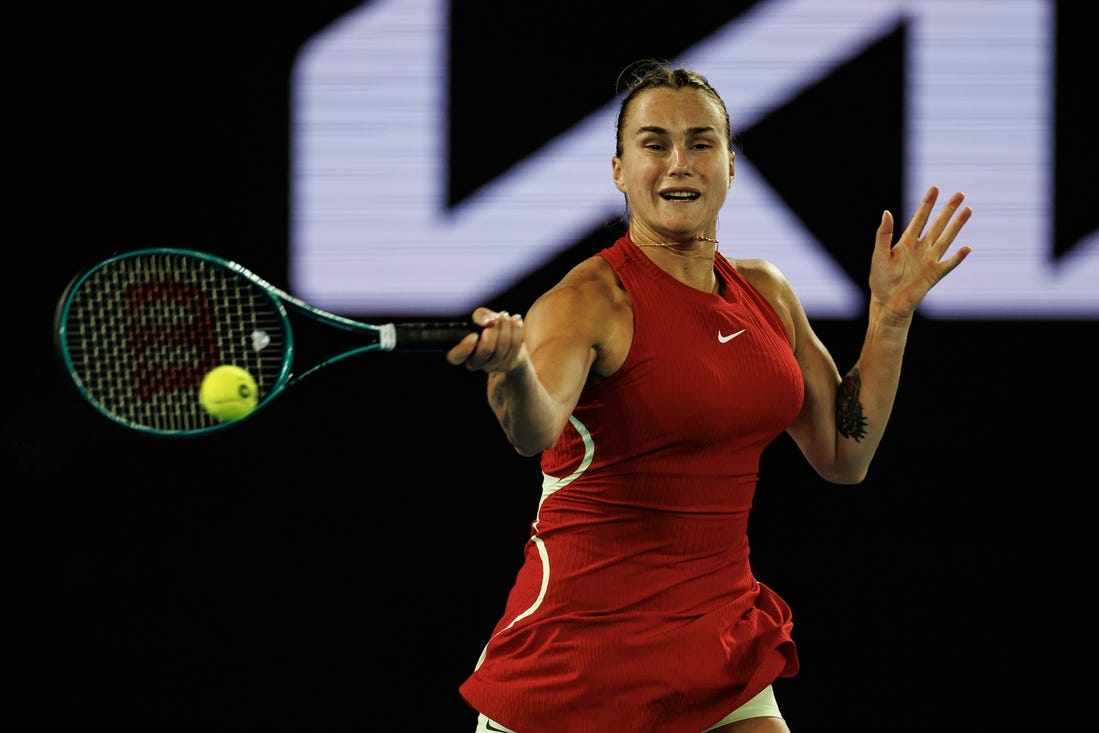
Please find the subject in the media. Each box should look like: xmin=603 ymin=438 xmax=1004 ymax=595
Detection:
xmin=391 ymin=321 xmax=477 ymax=351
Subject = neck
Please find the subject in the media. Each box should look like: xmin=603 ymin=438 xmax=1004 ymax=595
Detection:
xmin=629 ymin=232 xmax=721 ymax=293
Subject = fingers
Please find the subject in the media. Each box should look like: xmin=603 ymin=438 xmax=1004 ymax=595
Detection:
xmin=937 ymin=243 xmax=972 ymax=278
xmin=444 ymin=331 xmax=481 ymax=366
xmin=446 ymin=308 xmax=525 ymax=372
xmin=874 ymin=208 xmax=895 ymax=257
xmin=900 ymin=185 xmax=940 ymax=244
xmin=471 ymin=305 xmax=501 ymax=328
xmin=922 ymin=190 xmax=967 ymax=249
xmin=936 ymin=200 xmax=973 ymax=251
xmin=901 ymin=187 xmax=971 ymax=254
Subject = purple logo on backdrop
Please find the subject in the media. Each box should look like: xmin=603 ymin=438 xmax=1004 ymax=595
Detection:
xmin=289 ymin=0 xmax=1097 ymax=318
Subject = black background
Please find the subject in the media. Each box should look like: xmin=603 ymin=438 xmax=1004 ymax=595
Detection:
xmin=10 ymin=2 xmax=1096 ymax=730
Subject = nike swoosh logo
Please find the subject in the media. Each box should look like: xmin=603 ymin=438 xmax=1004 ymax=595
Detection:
xmin=717 ymin=329 xmax=745 ymax=343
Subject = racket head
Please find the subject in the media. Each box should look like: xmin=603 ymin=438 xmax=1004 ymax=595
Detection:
xmin=55 ymin=248 xmax=295 ymax=437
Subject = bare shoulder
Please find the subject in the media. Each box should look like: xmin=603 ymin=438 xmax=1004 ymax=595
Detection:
xmin=530 ymin=254 xmax=632 ymax=379
xmin=730 ymin=257 xmax=788 ymax=293
xmin=728 ymin=257 xmax=799 ymax=343
xmin=539 ymin=255 xmax=626 ymax=311
xmin=559 ymin=254 xmax=622 ymax=288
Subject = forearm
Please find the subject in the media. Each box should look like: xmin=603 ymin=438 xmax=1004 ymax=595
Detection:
xmin=835 ymin=302 xmax=912 ymax=476
xmin=487 ymin=362 xmax=568 ymax=457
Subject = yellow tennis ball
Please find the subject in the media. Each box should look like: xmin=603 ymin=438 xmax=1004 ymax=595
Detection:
xmin=199 ymin=365 xmax=259 ymax=422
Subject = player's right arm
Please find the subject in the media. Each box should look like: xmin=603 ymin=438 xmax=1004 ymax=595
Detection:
xmin=447 ymin=257 xmax=617 ymax=457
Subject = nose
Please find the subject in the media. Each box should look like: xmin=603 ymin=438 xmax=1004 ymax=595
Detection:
xmin=669 ymin=145 xmax=690 ymax=176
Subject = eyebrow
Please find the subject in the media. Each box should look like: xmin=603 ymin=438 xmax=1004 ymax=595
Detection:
xmin=636 ymin=125 xmax=717 ymax=137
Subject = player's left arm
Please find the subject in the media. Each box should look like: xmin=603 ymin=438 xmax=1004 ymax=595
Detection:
xmin=788 ymin=187 xmax=972 ymax=483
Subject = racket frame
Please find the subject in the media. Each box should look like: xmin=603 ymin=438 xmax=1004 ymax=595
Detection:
xmin=55 ymin=247 xmax=471 ymax=437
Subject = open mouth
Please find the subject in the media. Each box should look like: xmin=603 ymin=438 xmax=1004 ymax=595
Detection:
xmin=661 ymin=191 xmax=700 ymax=201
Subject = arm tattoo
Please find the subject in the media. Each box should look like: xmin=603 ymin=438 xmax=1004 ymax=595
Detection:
xmin=835 ymin=367 xmax=868 ymax=442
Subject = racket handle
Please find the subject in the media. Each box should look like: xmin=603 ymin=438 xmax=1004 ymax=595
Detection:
xmin=389 ymin=321 xmax=477 ymax=351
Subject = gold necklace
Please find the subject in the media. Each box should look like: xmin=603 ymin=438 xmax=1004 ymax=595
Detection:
xmin=635 ymin=235 xmax=719 ymax=248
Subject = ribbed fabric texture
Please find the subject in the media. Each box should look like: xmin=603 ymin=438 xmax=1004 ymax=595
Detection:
xmin=461 ymin=235 xmax=805 ymax=732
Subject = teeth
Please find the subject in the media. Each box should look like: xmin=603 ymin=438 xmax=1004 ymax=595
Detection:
xmin=662 ymin=192 xmax=698 ymax=200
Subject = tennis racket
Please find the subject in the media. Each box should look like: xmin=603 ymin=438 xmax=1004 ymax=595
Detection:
xmin=54 ymin=247 xmax=476 ymax=437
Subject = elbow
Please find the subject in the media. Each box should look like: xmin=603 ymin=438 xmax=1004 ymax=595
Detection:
xmin=505 ymin=416 xmax=568 ymax=458
xmin=815 ymin=463 xmax=869 ymax=485
xmin=512 ymin=443 xmax=544 ymax=458
xmin=828 ymin=473 xmax=867 ymax=486
xmin=508 ymin=431 xmax=561 ymax=458
xmin=806 ymin=441 xmax=874 ymax=485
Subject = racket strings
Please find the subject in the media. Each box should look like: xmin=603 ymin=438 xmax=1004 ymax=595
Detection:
xmin=61 ymin=252 xmax=288 ymax=432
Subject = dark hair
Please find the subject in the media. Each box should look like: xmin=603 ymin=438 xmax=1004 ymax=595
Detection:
xmin=614 ymin=59 xmax=733 ymax=158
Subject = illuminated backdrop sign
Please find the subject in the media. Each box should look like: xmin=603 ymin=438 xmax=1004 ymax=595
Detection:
xmin=290 ymin=0 xmax=1097 ymax=318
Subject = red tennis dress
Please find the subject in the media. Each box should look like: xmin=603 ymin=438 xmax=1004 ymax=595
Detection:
xmin=460 ymin=234 xmax=805 ymax=732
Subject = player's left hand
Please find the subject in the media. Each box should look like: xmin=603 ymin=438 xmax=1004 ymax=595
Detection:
xmin=869 ymin=185 xmax=973 ymax=319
